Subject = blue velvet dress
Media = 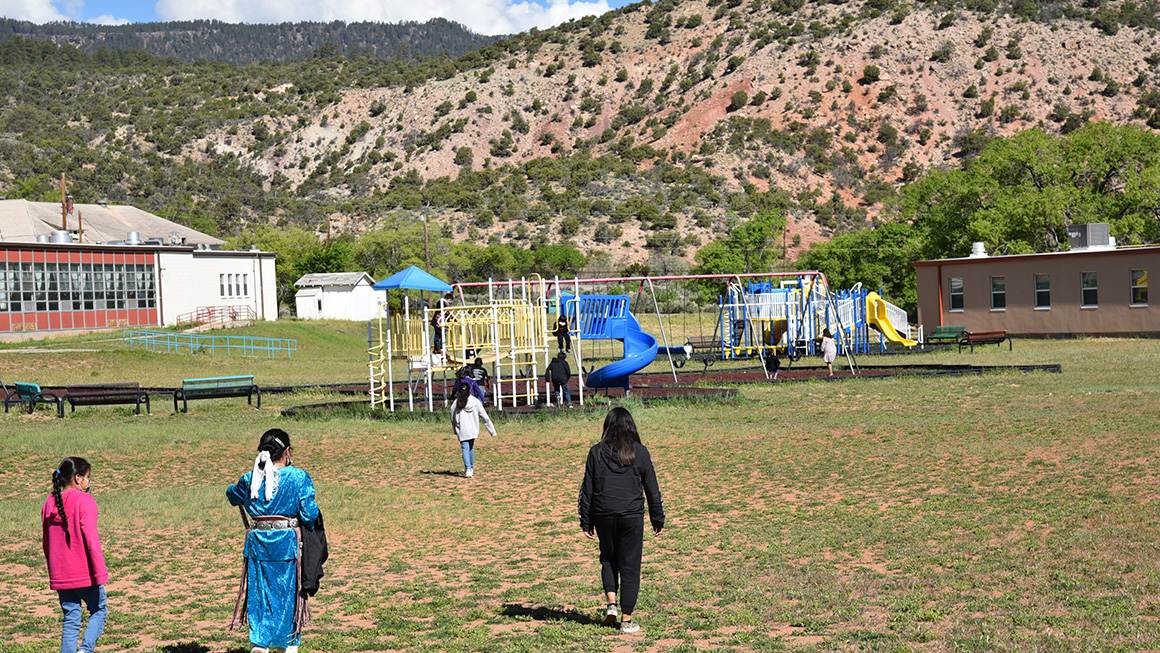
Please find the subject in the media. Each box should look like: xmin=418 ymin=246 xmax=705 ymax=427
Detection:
xmin=227 ymin=466 xmax=320 ymax=649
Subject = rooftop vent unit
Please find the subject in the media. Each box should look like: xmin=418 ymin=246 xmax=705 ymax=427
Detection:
xmin=36 ymin=234 xmax=50 ymax=243
xmin=1067 ymin=223 xmax=1111 ymax=250
xmin=50 ymin=230 xmax=73 ymax=244
xmin=125 ymin=231 xmax=142 ymax=246
xmin=969 ymin=242 xmax=987 ymax=258
xmin=97 ymin=199 xmax=108 ymax=208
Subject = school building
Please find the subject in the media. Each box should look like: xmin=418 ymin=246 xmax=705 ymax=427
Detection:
xmin=913 ymin=225 xmax=1158 ymax=337
xmin=0 ymin=199 xmax=277 ymax=333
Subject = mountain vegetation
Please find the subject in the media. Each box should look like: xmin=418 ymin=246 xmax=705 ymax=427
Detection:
xmin=0 ymin=0 xmax=1158 ymax=314
xmin=0 ymin=17 xmax=497 ymax=63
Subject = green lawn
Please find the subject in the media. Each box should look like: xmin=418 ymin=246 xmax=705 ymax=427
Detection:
xmin=1 ymin=325 xmax=1157 ymax=652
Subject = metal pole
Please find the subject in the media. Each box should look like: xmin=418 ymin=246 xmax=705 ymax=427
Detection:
xmin=647 ymin=277 xmax=679 ymax=383
xmin=406 ymin=295 xmax=413 ymax=412
xmin=574 ymin=277 xmax=583 ymax=407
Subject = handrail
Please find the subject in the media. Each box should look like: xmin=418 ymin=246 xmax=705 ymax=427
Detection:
xmin=123 ymin=329 xmax=296 ymax=358
xmin=175 ymin=305 xmax=257 ymax=330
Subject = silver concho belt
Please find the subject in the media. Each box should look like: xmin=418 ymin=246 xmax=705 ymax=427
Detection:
xmin=252 ymin=517 xmax=299 ymax=530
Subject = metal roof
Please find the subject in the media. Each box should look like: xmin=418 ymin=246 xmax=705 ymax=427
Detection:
xmin=294 ymin=272 xmax=375 ymax=288
xmin=0 ymin=199 xmax=223 ymax=246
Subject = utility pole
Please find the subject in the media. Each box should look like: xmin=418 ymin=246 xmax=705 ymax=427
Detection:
xmin=421 ymin=213 xmax=431 ymax=271
xmin=60 ymin=174 xmax=69 ymax=230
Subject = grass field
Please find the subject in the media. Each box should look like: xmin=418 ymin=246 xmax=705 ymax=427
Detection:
xmin=1 ymin=322 xmax=1158 ymax=652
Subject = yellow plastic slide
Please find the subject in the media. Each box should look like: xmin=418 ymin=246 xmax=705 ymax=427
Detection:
xmin=865 ymin=292 xmax=917 ymax=347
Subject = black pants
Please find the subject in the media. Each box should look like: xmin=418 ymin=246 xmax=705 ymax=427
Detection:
xmin=594 ymin=515 xmax=644 ymax=614
xmin=556 ymin=331 xmax=571 ymax=352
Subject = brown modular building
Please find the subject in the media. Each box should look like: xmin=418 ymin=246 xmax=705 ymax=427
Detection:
xmin=913 ymin=242 xmax=1158 ymax=337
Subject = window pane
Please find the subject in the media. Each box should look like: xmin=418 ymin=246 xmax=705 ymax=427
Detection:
xmin=949 ymin=277 xmax=964 ymax=311
xmin=991 ymin=277 xmax=1005 ymax=310
xmin=1131 ymin=269 xmax=1147 ymax=305
xmin=1035 ymin=273 xmax=1050 ymax=308
xmin=1082 ymin=272 xmax=1098 ymax=306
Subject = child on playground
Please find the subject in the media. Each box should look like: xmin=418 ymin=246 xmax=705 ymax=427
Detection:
xmin=451 ymin=384 xmax=497 ymax=477
xmin=42 ymin=456 xmax=109 ymax=653
xmin=578 ymin=407 xmax=665 ymax=634
xmin=820 ymin=328 xmax=837 ymax=377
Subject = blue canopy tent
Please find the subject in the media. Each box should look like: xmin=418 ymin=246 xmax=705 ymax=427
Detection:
xmin=373 ymin=265 xmax=453 ymax=292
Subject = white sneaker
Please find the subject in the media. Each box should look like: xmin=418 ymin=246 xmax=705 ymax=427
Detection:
xmin=620 ymin=619 xmax=641 ymax=634
xmin=602 ymin=603 xmax=618 ymax=627
xmin=285 ymin=647 xmax=299 ymax=653
xmin=465 ymin=468 xmax=474 ymax=477
xmin=250 ymin=647 xmax=269 ymax=653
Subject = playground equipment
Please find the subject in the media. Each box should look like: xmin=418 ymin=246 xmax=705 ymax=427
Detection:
xmin=712 ymin=278 xmax=916 ymax=364
xmin=367 ymin=269 xmax=915 ymax=411
xmin=572 ymin=295 xmax=658 ymax=391
xmin=865 ymin=291 xmax=917 ymax=347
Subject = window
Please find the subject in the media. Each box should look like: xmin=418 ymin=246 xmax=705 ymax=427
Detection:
xmin=990 ymin=276 xmax=1006 ymax=310
xmin=228 ymin=273 xmax=234 ymax=297
xmin=242 ymin=274 xmax=249 ymax=297
xmin=1131 ymin=269 xmax=1147 ymax=306
xmin=1081 ymin=272 xmax=1098 ymax=307
xmin=949 ymin=277 xmax=964 ymax=311
xmin=1034 ymin=274 xmax=1050 ymax=309
xmin=220 ymin=274 xmax=226 ymax=298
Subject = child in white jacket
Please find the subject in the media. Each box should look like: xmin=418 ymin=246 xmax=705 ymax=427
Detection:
xmin=451 ymin=384 xmax=497 ymax=477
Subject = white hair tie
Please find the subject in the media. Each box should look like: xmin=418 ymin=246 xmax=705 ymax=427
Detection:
xmin=249 ymin=451 xmax=280 ymax=501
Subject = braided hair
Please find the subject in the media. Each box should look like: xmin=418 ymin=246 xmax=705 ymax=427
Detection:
xmin=51 ymin=457 xmax=91 ymax=543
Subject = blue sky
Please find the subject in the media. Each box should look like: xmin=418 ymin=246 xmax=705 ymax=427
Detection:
xmin=0 ymin=0 xmax=636 ymax=34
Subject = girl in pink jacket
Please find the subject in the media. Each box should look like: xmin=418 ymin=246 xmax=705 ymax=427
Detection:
xmin=42 ymin=457 xmax=108 ymax=653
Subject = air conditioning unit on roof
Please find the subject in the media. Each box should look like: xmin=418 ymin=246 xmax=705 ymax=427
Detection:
xmin=1067 ymin=223 xmax=1110 ymax=250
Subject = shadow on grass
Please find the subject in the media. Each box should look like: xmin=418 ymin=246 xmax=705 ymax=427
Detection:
xmin=502 ymin=603 xmax=599 ymax=626
xmin=159 ymin=644 xmax=249 ymax=653
xmin=159 ymin=644 xmax=211 ymax=653
xmin=420 ymin=470 xmax=462 ymax=477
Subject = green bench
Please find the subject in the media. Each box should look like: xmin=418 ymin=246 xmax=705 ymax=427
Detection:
xmin=174 ymin=375 xmax=260 ymax=413
xmin=925 ymin=325 xmax=965 ymax=345
xmin=4 ymin=382 xmax=64 ymax=418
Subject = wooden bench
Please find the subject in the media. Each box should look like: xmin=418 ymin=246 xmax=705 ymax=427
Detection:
xmin=3 ymin=382 xmax=64 ymax=418
xmin=958 ymin=330 xmax=1012 ymax=353
xmin=64 ymin=383 xmax=150 ymax=415
xmin=926 ymin=325 xmax=965 ymax=345
xmin=174 ymin=375 xmax=260 ymax=413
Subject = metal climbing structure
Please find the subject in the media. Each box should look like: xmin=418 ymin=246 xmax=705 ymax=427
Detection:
xmin=368 ymin=277 xmax=563 ymax=412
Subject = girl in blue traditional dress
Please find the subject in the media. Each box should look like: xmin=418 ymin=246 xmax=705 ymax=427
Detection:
xmin=227 ymin=429 xmax=319 ymax=653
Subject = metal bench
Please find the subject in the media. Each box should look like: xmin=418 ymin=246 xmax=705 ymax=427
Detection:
xmin=64 ymin=383 xmax=150 ymax=416
xmin=174 ymin=375 xmax=261 ymax=413
xmin=926 ymin=325 xmax=965 ymax=345
xmin=4 ymin=382 xmax=64 ymax=418
xmin=958 ymin=330 xmax=1012 ymax=353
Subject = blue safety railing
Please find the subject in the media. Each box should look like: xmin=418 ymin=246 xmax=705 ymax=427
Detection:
xmin=122 ymin=330 xmax=297 ymax=358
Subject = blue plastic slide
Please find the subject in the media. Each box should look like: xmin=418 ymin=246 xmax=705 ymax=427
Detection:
xmin=572 ymin=296 xmax=658 ymax=391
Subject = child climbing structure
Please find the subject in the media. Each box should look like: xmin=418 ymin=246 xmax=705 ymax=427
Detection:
xmin=369 ymin=277 xmax=553 ymax=412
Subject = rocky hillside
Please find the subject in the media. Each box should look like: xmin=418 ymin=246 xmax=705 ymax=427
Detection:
xmin=1 ymin=0 xmax=1158 ymax=269
xmin=200 ymin=0 xmax=1159 ymax=261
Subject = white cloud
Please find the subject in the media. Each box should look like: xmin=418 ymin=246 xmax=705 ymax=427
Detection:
xmin=87 ymin=13 xmax=131 ymax=24
xmin=153 ymin=0 xmax=614 ymax=35
xmin=0 ymin=0 xmax=70 ymax=22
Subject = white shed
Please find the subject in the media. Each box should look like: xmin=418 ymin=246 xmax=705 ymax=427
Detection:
xmin=294 ymin=272 xmax=385 ymax=321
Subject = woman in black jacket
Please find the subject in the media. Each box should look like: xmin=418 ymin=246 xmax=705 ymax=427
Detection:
xmin=578 ymin=407 xmax=665 ymax=633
